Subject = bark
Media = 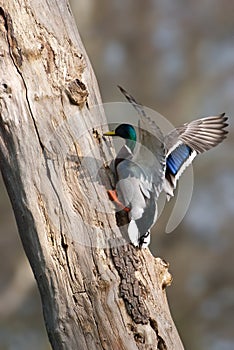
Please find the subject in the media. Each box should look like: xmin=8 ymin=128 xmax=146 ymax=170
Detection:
xmin=0 ymin=1 xmax=184 ymax=349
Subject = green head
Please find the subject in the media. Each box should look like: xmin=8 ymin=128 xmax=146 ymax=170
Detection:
xmin=104 ymin=124 xmax=137 ymax=151
xmin=104 ymin=124 xmax=137 ymax=140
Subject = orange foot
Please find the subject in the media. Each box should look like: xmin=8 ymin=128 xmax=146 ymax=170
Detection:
xmin=107 ymin=190 xmax=130 ymax=213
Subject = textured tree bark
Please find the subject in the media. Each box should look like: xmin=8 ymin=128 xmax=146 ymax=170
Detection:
xmin=0 ymin=1 xmax=184 ymax=349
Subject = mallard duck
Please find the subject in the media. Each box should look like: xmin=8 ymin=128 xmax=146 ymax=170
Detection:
xmin=104 ymin=87 xmax=228 ymax=248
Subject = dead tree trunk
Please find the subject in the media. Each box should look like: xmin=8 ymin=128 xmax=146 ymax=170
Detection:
xmin=0 ymin=1 xmax=184 ymax=349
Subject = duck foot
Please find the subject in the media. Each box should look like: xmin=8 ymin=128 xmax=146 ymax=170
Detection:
xmin=107 ymin=190 xmax=130 ymax=213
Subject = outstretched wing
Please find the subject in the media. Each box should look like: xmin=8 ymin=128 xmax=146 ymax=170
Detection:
xmin=163 ymin=113 xmax=228 ymax=198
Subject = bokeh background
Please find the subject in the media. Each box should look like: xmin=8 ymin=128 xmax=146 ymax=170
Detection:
xmin=1 ymin=1 xmax=234 ymax=349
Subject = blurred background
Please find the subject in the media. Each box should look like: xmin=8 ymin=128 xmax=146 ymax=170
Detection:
xmin=1 ymin=0 xmax=234 ymax=349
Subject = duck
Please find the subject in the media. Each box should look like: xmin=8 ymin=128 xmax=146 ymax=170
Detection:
xmin=104 ymin=87 xmax=228 ymax=248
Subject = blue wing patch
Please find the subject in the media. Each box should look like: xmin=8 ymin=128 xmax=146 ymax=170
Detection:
xmin=167 ymin=144 xmax=192 ymax=175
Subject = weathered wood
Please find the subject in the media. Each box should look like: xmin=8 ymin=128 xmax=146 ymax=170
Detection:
xmin=0 ymin=1 xmax=184 ymax=349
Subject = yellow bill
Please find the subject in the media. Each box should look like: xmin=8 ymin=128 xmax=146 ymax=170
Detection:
xmin=103 ymin=130 xmax=116 ymax=136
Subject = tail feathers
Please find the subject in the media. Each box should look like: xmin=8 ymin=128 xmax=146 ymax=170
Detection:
xmin=128 ymin=220 xmax=151 ymax=248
